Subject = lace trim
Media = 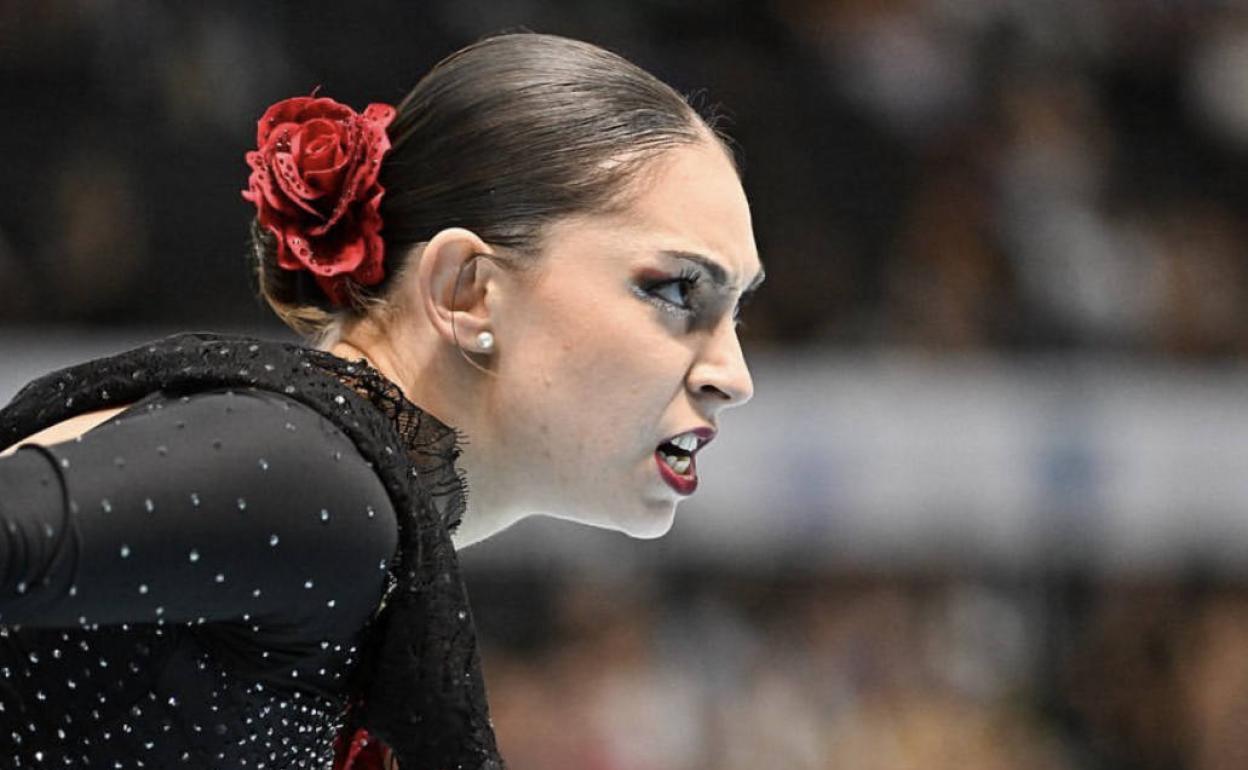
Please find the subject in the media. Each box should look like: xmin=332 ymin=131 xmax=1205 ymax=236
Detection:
xmin=0 ymin=331 xmax=505 ymax=770
xmin=302 ymin=348 xmax=469 ymax=534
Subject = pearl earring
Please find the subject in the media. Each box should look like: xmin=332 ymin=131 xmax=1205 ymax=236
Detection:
xmin=476 ymin=331 xmax=495 ymax=352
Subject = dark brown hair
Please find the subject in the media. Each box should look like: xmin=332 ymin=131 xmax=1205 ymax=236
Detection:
xmin=250 ymin=32 xmax=731 ymax=344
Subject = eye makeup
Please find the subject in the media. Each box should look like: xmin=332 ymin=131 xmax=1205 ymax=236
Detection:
xmin=632 ymin=251 xmax=766 ymax=325
xmin=633 ymin=267 xmax=703 ymax=318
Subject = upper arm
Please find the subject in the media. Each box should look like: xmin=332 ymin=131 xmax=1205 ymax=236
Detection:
xmin=0 ymin=388 xmax=398 ymax=637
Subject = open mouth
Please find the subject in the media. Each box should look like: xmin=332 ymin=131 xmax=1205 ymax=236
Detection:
xmin=654 ymin=430 xmax=711 ymax=496
xmin=654 ymin=444 xmax=697 ymax=495
xmin=657 ymin=441 xmax=694 ymax=476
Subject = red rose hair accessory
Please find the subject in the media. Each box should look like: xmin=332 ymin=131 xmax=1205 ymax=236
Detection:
xmin=242 ymin=93 xmax=397 ymax=307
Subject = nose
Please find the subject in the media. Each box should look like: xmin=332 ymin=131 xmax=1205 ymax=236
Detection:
xmin=687 ymin=319 xmax=754 ymax=412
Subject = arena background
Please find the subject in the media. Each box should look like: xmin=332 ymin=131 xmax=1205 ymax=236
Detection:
xmin=5 ymin=2 xmax=1248 ymax=768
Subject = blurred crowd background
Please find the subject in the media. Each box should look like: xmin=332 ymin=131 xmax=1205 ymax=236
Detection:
xmin=5 ymin=1 xmax=1248 ymax=768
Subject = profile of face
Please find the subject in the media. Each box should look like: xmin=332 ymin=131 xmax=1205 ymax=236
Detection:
xmin=479 ymin=138 xmax=764 ymax=538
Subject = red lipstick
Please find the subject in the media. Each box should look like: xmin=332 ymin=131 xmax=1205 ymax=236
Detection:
xmin=655 ymin=450 xmax=698 ymax=495
xmin=654 ymin=427 xmax=714 ymax=496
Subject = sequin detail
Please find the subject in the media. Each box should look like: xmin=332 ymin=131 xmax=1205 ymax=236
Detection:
xmin=0 ymin=332 xmax=499 ymax=768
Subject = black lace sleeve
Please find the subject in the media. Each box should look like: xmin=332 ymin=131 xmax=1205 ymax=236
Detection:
xmin=0 ymin=387 xmax=398 ymax=640
xmin=0 ymin=331 xmax=504 ymax=769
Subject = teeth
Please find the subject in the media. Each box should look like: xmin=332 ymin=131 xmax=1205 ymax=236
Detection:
xmin=670 ymin=433 xmax=699 ymax=452
xmin=661 ymin=452 xmax=692 ymax=475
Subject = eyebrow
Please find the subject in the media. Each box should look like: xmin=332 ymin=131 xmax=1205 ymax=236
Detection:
xmin=660 ymin=250 xmax=767 ymax=294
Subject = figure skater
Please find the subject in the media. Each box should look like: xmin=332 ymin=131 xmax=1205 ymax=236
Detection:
xmin=0 ymin=32 xmax=762 ymax=769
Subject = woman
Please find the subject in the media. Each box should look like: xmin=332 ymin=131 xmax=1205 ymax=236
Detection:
xmin=0 ymin=32 xmax=762 ymax=769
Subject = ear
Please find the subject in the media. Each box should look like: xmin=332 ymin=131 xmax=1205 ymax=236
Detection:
xmin=415 ymin=227 xmax=501 ymax=354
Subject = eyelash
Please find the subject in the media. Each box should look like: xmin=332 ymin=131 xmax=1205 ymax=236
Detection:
xmin=639 ymin=270 xmax=759 ymax=333
xmin=639 ymin=269 xmax=702 ymax=317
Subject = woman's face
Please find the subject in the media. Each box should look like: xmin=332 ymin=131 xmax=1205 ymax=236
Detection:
xmin=484 ymin=139 xmax=763 ymax=537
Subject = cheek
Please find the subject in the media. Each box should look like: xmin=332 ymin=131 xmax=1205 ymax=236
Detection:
xmin=500 ymin=293 xmax=687 ymax=452
xmin=511 ymin=284 xmax=652 ymax=384
xmin=558 ymin=346 xmax=687 ymax=473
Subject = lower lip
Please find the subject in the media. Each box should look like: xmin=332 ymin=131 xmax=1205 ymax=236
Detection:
xmin=655 ymin=451 xmax=698 ymax=495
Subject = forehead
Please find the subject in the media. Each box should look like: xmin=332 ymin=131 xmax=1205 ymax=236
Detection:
xmin=541 ymin=141 xmax=760 ymax=286
xmin=620 ymin=142 xmax=759 ymax=277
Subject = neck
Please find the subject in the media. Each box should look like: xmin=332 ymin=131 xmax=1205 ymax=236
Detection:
xmin=326 ymin=331 xmax=524 ymax=549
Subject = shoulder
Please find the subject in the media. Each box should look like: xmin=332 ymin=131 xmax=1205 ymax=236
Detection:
xmin=112 ymin=387 xmax=394 ymax=511
xmin=47 ymin=387 xmax=400 ymax=565
xmin=101 ymin=389 xmax=400 ymax=630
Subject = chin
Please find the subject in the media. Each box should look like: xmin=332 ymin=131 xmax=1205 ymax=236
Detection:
xmin=621 ymin=519 xmax=674 ymax=539
xmin=611 ymin=498 xmax=678 ymax=540
xmin=548 ymin=498 xmax=677 ymax=539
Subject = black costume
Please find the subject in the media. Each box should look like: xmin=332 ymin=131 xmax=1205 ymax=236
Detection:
xmin=0 ymin=332 xmax=503 ymax=769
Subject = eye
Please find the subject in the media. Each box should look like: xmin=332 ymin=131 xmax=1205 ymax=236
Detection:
xmin=652 ymin=278 xmax=696 ymax=308
xmin=639 ymin=270 xmax=702 ymax=316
